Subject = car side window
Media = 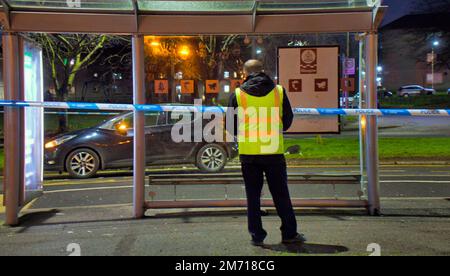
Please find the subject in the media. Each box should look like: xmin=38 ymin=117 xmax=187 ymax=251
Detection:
xmin=157 ymin=112 xmax=168 ymax=125
xmin=110 ymin=112 xmax=167 ymax=131
xmin=121 ymin=114 xmax=134 ymax=129
xmin=168 ymin=111 xmax=193 ymax=125
xmin=145 ymin=113 xmax=159 ymax=127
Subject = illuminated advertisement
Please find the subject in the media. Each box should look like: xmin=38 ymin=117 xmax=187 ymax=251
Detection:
xmin=22 ymin=39 xmax=44 ymax=203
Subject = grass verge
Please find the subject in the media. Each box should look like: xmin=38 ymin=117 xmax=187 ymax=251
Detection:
xmin=285 ymin=137 xmax=450 ymax=161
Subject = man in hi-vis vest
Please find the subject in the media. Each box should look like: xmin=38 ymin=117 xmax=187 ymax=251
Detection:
xmin=227 ymin=60 xmax=306 ymax=246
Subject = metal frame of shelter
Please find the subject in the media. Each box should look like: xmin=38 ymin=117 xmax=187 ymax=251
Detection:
xmin=0 ymin=0 xmax=387 ymax=225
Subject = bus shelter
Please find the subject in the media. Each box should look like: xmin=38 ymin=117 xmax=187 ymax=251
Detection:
xmin=0 ymin=0 xmax=386 ymax=226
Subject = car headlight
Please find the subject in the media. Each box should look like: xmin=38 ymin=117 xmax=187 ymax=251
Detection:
xmin=45 ymin=135 xmax=77 ymax=149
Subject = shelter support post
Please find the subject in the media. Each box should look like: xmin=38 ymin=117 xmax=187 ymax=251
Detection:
xmin=364 ymin=32 xmax=381 ymax=215
xmin=132 ymin=35 xmax=146 ymax=219
xmin=2 ymin=32 xmax=23 ymax=226
xmin=358 ymin=34 xmax=367 ymax=201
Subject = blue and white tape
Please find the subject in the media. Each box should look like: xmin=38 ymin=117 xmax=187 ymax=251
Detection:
xmin=0 ymin=100 xmax=449 ymax=117
xmin=293 ymin=108 xmax=450 ymax=117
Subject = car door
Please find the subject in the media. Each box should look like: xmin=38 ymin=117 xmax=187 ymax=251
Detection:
xmin=145 ymin=112 xmax=167 ymax=163
xmin=161 ymin=110 xmax=197 ymax=160
xmin=105 ymin=112 xmax=165 ymax=165
xmin=98 ymin=113 xmax=134 ymax=168
xmin=403 ymin=86 xmax=416 ymax=96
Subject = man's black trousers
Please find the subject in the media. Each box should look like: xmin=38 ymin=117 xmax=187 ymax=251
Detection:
xmin=241 ymin=162 xmax=298 ymax=242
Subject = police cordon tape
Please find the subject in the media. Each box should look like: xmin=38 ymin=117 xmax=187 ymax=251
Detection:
xmin=0 ymin=100 xmax=449 ymax=117
xmin=0 ymin=110 xmax=121 ymax=116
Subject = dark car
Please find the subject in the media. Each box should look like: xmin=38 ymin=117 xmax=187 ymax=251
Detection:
xmin=378 ymin=87 xmax=394 ymax=99
xmin=351 ymin=88 xmax=393 ymax=108
xmin=45 ymin=110 xmax=238 ymax=178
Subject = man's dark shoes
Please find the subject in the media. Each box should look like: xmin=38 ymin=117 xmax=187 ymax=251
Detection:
xmin=251 ymin=240 xmax=265 ymax=247
xmin=282 ymin=234 xmax=307 ymax=244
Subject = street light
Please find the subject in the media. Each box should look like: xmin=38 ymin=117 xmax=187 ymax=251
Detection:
xmin=178 ymin=45 xmax=191 ymax=60
xmin=431 ymin=40 xmax=439 ymax=89
xmin=150 ymin=41 xmax=161 ymax=48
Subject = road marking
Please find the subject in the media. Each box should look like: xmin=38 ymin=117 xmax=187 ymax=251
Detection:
xmin=0 ymin=195 xmax=41 ymax=214
xmin=381 ymin=175 xmax=450 ymax=178
xmin=381 ymin=165 xmax=450 ymax=168
xmin=381 ymin=180 xmax=450 ymax=184
xmin=44 ymin=185 xmax=133 ymax=194
xmin=23 ymin=203 xmax=133 ymax=213
xmin=22 ymin=198 xmax=38 ymax=212
xmin=44 ymin=178 xmax=129 ymax=187
xmin=288 ymin=165 xmax=450 ymax=168
xmin=42 ymin=180 xmax=450 ymax=195
xmin=42 ymin=174 xmax=450 ymax=188
xmin=41 ymin=165 xmax=450 ymax=179
xmin=22 ymin=197 xmax=450 ymax=213
xmin=380 ymin=197 xmax=450 ymax=201
xmin=0 ymin=195 xmax=4 ymax=214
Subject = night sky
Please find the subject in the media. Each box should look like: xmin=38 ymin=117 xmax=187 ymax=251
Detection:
xmin=382 ymin=0 xmax=415 ymax=26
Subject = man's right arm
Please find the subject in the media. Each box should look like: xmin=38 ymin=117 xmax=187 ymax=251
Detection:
xmin=226 ymin=93 xmax=238 ymax=137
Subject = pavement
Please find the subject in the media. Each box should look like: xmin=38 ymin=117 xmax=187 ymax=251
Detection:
xmin=0 ymin=198 xmax=448 ymax=256
xmin=0 ymin=165 xmax=449 ymax=256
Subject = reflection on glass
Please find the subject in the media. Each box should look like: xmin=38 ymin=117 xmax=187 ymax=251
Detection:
xmin=138 ymin=0 xmax=255 ymax=12
xmin=144 ymin=34 xmax=360 ymax=107
xmin=258 ymin=0 xmax=374 ymax=12
xmin=7 ymin=0 xmax=379 ymax=11
xmin=8 ymin=0 xmax=134 ymax=10
xmin=138 ymin=0 xmax=375 ymax=13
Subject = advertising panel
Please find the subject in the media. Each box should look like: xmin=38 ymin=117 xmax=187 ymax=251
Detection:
xmin=278 ymin=46 xmax=340 ymax=134
xmin=22 ymin=39 xmax=44 ymax=203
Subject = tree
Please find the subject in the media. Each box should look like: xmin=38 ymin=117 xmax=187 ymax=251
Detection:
xmin=409 ymin=0 xmax=450 ymax=69
xmin=198 ymin=35 xmax=240 ymax=79
xmin=30 ymin=34 xmax=126 ymax=132
xmin=144 ymin=36 xmax=243 ymax=104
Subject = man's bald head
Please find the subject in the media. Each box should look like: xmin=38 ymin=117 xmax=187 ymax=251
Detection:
xmin=243 ymin=60 xmax=264 ymax=76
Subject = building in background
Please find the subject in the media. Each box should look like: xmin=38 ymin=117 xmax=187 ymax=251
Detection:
xmin=380 ymin=12 xmax=450 ymax=92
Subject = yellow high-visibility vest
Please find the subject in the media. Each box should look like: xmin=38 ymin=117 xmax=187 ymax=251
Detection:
xmin=235 ymin=85 xmax=284 ymax=155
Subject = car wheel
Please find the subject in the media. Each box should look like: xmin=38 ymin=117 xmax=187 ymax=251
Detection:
xmin=66 ymin=149 xmax=100 ymax=179
xmin=196 ymin=144 xmax=227 ymax=173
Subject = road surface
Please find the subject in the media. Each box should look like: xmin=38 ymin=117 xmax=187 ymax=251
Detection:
xmin=27 ymin=165 xmax=450 ymax=210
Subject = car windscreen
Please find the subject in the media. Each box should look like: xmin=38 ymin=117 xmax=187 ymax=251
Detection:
xmin=98 ymin=112 xmax=131 ymax=130
xmin=99 ymin=112 xmax=167 ymax=130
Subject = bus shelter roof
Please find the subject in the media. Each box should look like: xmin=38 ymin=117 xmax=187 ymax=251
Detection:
xmin=0 ymin=0 xmax=386 ymax=35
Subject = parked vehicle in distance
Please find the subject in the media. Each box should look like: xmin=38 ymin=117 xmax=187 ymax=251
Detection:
xmin=398 ymin=85 xmax=436 ymax=97
xmin=44 ymin=109 xmax=238 ymax=178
